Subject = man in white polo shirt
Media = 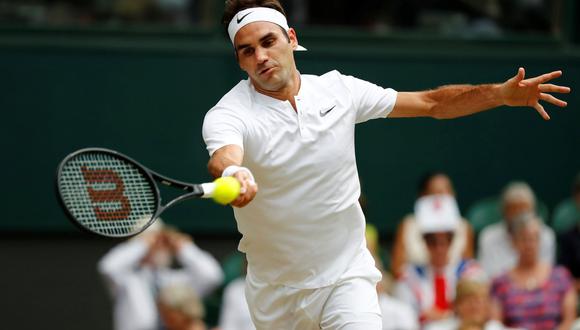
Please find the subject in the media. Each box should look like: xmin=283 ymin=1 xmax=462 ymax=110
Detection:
xmin=202 ymin=1 xmax=570 ymax=329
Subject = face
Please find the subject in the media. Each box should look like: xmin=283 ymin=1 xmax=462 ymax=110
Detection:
xmin=456 ymin=289 xmax=489 ymax=325
xmin=234 ymin=21 xmax=298 ymax=92
xmin=423 ymin=175 xmax=455 ymax=196
xmin=513 ymin=222 xmax=540 ymax=264
xmin=143 ymin=233 xmax=172 ymax=268
xmin=503 ymin=200 xmax=534 ymax=224
xmin=158 ymin=303 xmax=206 ymax=330
xmin=424 ymin=232 xmax=453 ymax=268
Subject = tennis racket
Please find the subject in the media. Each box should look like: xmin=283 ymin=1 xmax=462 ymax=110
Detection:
xmin=56 ymin=147 xmax=231 ymax=238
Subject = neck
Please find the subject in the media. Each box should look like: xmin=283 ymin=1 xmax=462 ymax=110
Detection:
xmin=517 ymin=258 xmax=538 ymax=272
xmin=253 ymin=69 xmax=301 ymax=109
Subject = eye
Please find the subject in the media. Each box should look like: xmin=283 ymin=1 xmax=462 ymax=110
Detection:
xmin=262 ymin=38 xmax=275 ymax=48
xmin=242 ymin=47 xmax=254 ymax=57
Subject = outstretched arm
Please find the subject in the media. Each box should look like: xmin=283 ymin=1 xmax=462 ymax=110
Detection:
xmin=390 ymin=68 xmax=570 ymax=120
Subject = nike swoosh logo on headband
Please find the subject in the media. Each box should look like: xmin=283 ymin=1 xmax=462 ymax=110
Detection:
xmin=237 ymin=12 xmax=253 ymax=24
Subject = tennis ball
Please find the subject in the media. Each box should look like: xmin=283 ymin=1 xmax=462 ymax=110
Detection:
xmin=212 ymin=176 xmax=241 ymax=205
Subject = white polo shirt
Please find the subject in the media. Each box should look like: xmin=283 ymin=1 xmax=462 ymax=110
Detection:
xmin=202 ymin=70 xmax=397 ymax=288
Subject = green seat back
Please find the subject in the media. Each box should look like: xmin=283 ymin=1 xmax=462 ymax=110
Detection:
xmin=551 ymin=198 xmax=580 ymax=234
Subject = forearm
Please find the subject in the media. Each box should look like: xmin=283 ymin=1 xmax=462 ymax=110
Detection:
xmin=427 ymin=84 xmax=504 ymax=119
xmin=208 ymin=145 xmax=244 ymax=178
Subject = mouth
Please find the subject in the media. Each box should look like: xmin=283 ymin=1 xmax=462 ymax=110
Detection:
xmin=259 ymin=67 xmax=275 ymax=76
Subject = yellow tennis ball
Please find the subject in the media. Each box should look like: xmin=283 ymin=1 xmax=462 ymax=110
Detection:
xmin=212 ymin=176 xmax=241 ymax=205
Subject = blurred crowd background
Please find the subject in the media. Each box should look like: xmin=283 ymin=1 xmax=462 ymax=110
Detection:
xmin=1 ymin=0 xmax=579 ymax=329
xmin=0 ymin=0 xmax=569 ymax=37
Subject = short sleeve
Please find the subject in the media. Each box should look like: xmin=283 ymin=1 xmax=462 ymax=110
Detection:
xmin=554 ymin=266 xmax=574 ymax=293
xmin=340 ymin=73 xmax=398 ymax=123
xmin=202 ymin=106 xmax=246 ymax=156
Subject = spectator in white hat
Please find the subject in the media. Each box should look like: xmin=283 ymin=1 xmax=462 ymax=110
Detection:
xmin=394 ymin=195 xmax=483 ymax=326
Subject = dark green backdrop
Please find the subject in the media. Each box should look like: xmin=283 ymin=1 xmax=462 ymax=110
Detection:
xmin=1 ymin=30 xmax=579 ymax=236
xmin=0 ymin=28 xmax=579 ymax=330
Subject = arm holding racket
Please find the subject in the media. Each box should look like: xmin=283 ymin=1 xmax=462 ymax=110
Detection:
xmin=389 ymin=68 xmax=570 ymax=120
xmin=208 ymin=144 xmax=258 ymax=208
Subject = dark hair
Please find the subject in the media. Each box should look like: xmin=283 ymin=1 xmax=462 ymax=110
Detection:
xmin=222 ymin=0 xmax=286 ymax=33
xmin=417 ymin=171 xmax=449 ymax=196
xmin=423 ymin=232 xmax=454 ymax=246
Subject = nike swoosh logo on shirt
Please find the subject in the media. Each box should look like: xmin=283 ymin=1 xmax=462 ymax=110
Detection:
xmin=237 ymin=12 xmax=253 ymax=24
xmin=320 ymin=105 xmax=336 ymax=117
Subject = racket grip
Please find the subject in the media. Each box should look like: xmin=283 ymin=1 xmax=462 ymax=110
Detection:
xmin=200 ymin=182 xmax=216 ymax=198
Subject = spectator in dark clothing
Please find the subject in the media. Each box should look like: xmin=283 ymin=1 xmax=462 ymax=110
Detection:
xmin=557 ymin=172 xmax=580 ymax=295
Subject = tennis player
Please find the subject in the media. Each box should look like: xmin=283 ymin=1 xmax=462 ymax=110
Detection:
xmin=202 ymin=1 xmax=570 ymax=329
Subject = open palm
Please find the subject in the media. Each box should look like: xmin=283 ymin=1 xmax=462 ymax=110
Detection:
xmin=500 ymin=68 xmax=570 ymax=120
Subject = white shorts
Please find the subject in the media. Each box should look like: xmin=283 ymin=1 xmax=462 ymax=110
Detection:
xmin=245 ymin=250 xmax=382 ymax=330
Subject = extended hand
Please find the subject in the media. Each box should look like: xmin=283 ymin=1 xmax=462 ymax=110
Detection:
xmin=500 ymin=67 xmax=570 ymax=120
xmin=231 ymin=170 xmax=258 ymax=208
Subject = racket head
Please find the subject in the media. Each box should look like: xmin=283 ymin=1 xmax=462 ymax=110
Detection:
xmin=56 ymin=148 xmax=161 ymax=237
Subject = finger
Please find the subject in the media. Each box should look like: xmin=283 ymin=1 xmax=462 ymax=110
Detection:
xmin=540 ymin=93 xmax=568 ymax=107
xmin=232 ymin=181 xmax=257 ymax=207
xmin=510 ymin=67 xmax=525 ymax=84
xmin=539 ymin=84 xmax=571 ymax=94
xmin=533 ymin=103 xmax=550 ymax=120
xmin=517 ymin=67 xmax=525 ymax=82
xmin=232 ymin=192 xmax=253 ymax=207
xmin=522 ymin=70 xmax=562 ymax=86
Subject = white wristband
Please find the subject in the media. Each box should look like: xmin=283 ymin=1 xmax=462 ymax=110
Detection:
xmin=222 ymin=165 xmax=255 ymax=184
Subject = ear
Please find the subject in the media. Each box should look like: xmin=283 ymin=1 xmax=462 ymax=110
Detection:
xmin=287 ymin=28 xmax=299 ymax=50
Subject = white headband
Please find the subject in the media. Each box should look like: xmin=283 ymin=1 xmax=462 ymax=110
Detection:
xmin=227 ymin=7 xmax=306 ymax=51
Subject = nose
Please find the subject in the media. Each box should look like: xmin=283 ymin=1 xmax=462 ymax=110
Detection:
xmin=254 ymin=46 xmax=268 ymax=63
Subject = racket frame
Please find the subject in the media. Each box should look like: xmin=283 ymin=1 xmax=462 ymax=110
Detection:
xmin=56 ymin=147 xmax=207 ymax=237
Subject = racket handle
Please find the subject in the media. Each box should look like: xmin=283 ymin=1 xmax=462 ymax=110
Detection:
xmin=200 ymin=182 xmax=216 ymax=198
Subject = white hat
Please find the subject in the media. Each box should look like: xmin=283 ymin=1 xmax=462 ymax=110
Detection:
xmin=227 ymin=7 xmax=307 ymax=51
xmin=415 ymin=195 xmax=460 ymax=234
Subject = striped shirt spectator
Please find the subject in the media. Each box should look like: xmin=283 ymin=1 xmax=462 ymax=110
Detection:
xmin=491 ymin=266 xmax=573 ymax=330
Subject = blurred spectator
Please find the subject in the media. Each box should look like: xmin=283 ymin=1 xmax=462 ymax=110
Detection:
xmin=366 ymin=223 xmax=419 ymax=330
xmin=388 ymin=0 xmax=502 ymax=36
xmin=557 ymin=172 xmax=580 ymax=297
xmin=366 ymin=223 xmax=384 ymax=270
xmin=364 ymin=197 xmax=419 ymax=328
xmin=218 ymin=276 xmax=254 ymax=330
xmin=391 ymin=172 xmax=474 ymax=278
xmin=490 ymin=212 xmax=577 ymax=330
xmin=498 ymin=0 xmax=555 ymax=33
xmin=394 ymin=195 xmax=482 ymax=326
xmin=158 ymin=283 xmax=207 ymax=330
xmin=218 ymin=256 xmax=255 ymax=330
xmin=0 ymin=0 xmax=558 ymax=35
xmin=478 ymin=182 xmax=555 ymax=278
xmin=378 ymin=271 xmax=419 ymax=330
xmin=425 ymin=278 xmax=509 ymax=330
xmin=307 ymin=0 xmax=388 ymax=28
xmin=98 ymin=220 xmax=224 ymax=330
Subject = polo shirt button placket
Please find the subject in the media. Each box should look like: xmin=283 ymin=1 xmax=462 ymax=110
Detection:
xmin=295 ymin=98 xmax=305 ymax=135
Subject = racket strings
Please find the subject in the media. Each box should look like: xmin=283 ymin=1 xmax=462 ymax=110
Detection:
xmin=59 ymin=152 xmax=157 ymax=236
